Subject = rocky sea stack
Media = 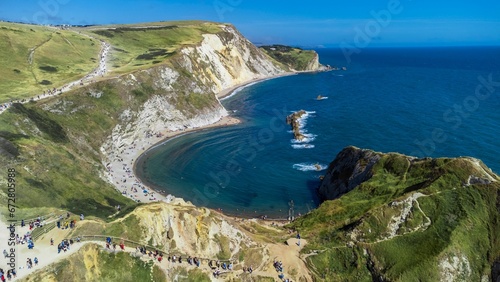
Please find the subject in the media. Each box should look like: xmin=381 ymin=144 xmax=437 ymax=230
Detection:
xmin=286 ymin=110 xmax=307 ymax=141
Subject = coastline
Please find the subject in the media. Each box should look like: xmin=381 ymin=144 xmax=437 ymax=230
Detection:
xmin=217 ymin=72 xmax=297 ymax=100
xmin=107 ymin=72 xmax=299 ymax=207
xmin=105 ymin=68 xmax=330 ymax=218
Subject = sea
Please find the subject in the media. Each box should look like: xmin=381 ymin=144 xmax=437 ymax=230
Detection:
xmin=136 ymin=46 xmax=500 ymax=218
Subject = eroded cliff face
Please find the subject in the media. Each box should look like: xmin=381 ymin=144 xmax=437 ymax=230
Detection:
xmin=318 ymin=146 xmax=382 ymax=200
xmin=181 ymin=25 xmax=284 ymax=91
xmin=99 ymin=24 xmax=288 ymax=172
xmin=306 ymin=52 xmax=320 ymax=71
xmin=123 ymin=201 xmax=254 ymax=259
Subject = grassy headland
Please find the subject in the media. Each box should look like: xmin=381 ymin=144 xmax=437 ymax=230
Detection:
xmin=290 ymin=151 xmax=500 ymax=281
xmin=260 ymin=45 xmax=318 ymax=71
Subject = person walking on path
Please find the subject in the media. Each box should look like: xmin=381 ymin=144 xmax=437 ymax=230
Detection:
xmin=296 ymin=232 xmax=301 ymax=246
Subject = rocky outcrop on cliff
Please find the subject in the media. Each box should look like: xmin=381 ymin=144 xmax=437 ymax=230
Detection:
xmin=295 ymin=147 xmax=500 ymax=281
xmin=181 ymin=25 xmax=284 ymax=92
xmin=318 ymin=146 xmax=499 ymax=201
xmin=318 ymin=146 xmax=382 ymax=200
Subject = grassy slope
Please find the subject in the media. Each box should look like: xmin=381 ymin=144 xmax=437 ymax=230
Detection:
xmin=0 ymin=22 xmax=100 ymax=103
xmin=260 ymin=45 xmax=317 ymax=71
xmin=291 ymin=154 xmax=500 ymax=281
xmin=0 ymin=106 xmax=137 ymax=220
xmin=78 ymin=21 xmax=222 ymax=74
xmin=0 ymin=21 xmax=227 ymax=221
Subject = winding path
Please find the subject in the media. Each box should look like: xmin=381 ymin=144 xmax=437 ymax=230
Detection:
xmin=0 ymin=31 xmax=111 ymax=115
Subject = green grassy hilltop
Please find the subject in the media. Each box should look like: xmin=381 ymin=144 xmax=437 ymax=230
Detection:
xmin=260 ymin=45 xmax=318 ymax=71
xmin=0 ymin=22 xmax=100 ymax=102
xmin=78 ymin=21 xmax=222 ymax=74
xmin=291 ymin=148 xmax=500 ymax=281
xmin=0 ymin=20 xmax=288 ymax=220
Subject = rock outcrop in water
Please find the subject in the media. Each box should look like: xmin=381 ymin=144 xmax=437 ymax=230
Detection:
xmin=286 ymin=110 xmax=307 ymax=141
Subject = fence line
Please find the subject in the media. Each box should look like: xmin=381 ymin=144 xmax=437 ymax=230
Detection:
xmin=64 ymin=235 xmax=234 ymax=264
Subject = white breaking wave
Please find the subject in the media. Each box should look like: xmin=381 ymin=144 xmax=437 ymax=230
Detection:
xmin=291 ymin=110 xmax=316 ymax=129
xmin=290 ymin=133 xmax=317 ymax=144
xmin=316 ymin=97 xmax=328 ymax=100
xmin=293 ymin=163 xmax=327 ymax=171
xmin=291 ymin=144 xmax=315 ymax=149
xmin=289 ymin=110 xmax=317 ymax=146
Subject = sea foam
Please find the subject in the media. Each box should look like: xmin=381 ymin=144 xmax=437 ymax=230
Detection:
xmin=291 ymin=144 xmax=315 ymax=149
xmin=293 ymin=163 xmax=327 ymax=171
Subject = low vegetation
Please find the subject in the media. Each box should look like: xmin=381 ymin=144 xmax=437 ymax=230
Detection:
xmin=2 ymin=20 xmax=497 ymax=281
xmin=0 ymin=22 xmax=100 ymax=103
xmin=0 ymin=21 xmax=229 ymax=221
xmin=260 ymin=45 xmax=317 ymax=71
xmin=0 ymin=81 xmax=137 ymax=220
xmin=80 ymin=21 xmax=222 ymax=74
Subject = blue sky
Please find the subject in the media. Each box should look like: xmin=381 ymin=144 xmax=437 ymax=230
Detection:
xmin=1 ymin=0 xmax=499 ymax=47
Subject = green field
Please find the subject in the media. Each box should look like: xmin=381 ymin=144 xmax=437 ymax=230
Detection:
xmin=77 ymin=21 xmax=222 ymax=74
xmin=0 ymin=22 xmax=100 ymax=103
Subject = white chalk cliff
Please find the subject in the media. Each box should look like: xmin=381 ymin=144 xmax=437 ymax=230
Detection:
xmin=99 ymin=25 xmax=315 ymax=170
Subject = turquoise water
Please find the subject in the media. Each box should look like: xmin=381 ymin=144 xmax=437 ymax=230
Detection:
xmin=137 ymin=46 xmax=500 ymax=218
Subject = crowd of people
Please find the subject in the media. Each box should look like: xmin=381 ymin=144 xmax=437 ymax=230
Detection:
xmin=0 ymin=216 xmax=51 ymax=281
xmin=25 ymin=257 xmax=38 ymax=269
xmin=56 ymin=212 xmax=78 ymax=229
xmin=104 ymin=140 xmax=163 ymax=203
xmin=99 ymin=236 xmax=238 ymax=278
xmin=57 ymin=239 xmax=73 ymax=254
xmin=0 ymin=268 xmax=16 ymax=281
xmin=274 ymin=258 xmax=295 ymax=282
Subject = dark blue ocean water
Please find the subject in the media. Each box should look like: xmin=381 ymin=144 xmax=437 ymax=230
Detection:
xmin=137 ymin=46 xmax=500 ymax=218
